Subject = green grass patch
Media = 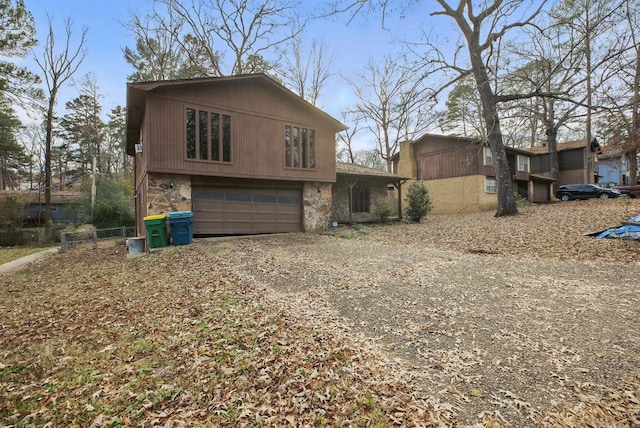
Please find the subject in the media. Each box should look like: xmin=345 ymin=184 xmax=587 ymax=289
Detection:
xmin=320 ymin=224 xmax=372 ymax=239
xmin=0 ymin=247 xmax=54 ymax=265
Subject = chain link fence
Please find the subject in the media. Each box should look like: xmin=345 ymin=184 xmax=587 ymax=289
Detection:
xmin=60 ymin=226 xmax=136 ymax=252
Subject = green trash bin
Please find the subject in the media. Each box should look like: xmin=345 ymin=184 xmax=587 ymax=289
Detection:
xmin=167 ymin=211 xmax=193 ymax=245
xmin=143 ymin=214 xmax=168 ymax=248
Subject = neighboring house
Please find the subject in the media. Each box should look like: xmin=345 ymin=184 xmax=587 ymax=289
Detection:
xmin=126 ymin=74 xmax=354 ymax=236
xmin=333 ymin=162 xmax=409 ymax=223
xmin=528 ymin=138 xmax=601 ymax=185
xmin=0 ymin=190 xmax=80 ymax=225
xmin=391 ymin=134 xmax=555 ymax=214
xmin=598 ymin=149 xmax=627 ymax=185
xmin=597 ymin=144 xmax=639 ymax=186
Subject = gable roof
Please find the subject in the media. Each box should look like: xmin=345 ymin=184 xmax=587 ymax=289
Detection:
xmin=412 ymin=133 xmax=533 ymax=157
xmin=126 ymin=73 xmax=346 ymax=155
xmin=336 ymin=162 xmax=410 ymax=180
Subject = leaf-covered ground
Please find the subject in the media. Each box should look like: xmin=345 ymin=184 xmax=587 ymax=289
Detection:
xmin=1 ymin=199 xmax=639 ymax=427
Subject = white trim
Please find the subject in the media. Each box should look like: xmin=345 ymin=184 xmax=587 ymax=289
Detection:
xmin=485 ymin=177 xmax=497 ymax=193
xmin=483 ymin=147 xmax=494 ymax=166
xmin=517 ymin=154 xmax=530 ymax=172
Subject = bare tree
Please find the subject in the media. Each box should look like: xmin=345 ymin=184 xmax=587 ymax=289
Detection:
xmin=552 ymin=0 xmax=623 ymax=183
xmin=127 ymin=0 xmax=303 ymax=78
xmin=336 ymin=111 xmax=362 ymax=163
xmin=505 ymin=19 xmax=588 ymax=183
xmin=19 ymin=122 xmax=46 ymax=190
xmin=33 ymin=17 xmax=86 ymax=231
xmin=347 ymin=55 xmax=435 ymax=172
xmin=431 ymin=0 xmax=545 ymax=216
xmin=596 ymin=0 xmax=640 ymax=185
xmin=278 ymin=37 xmax=333 ymax=106
xmin=352 ymin=149 xmax=385 ymax=170
xmin=331 ymin=0 xmax=544 ymax=215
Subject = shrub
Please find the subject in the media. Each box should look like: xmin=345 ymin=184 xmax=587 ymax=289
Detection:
xmin=0 ymin=195 xmax=24 ymax=231
xmin=405 ymin=181 xmax=432 ymax=222
xmin=73 ymin=177 xmax=135 ymax=228
xmin=375 ymin=199 xmax=393 ymax=221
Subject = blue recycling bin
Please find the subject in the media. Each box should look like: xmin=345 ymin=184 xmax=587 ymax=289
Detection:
xmin=167 ymin=211 xmax=193 ymax=245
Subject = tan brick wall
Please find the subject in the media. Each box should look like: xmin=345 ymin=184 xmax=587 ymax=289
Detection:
xmin=559 ymin=169 xmax=586 ymax=186
xmin=404 ymin=176 xmax=498 ymax=214
xmin=397 ymin=141 xmax=417 ymax=179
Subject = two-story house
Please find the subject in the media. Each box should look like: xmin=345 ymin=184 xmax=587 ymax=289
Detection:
xmin=392 ymin=134 xmax=555 ymax=214
xmin=126 ymin=74 xmax=349 ymax=235
xmin=528 ymin=138 xmax=601 ymax=186
xmin=126 ymin=74 xmax=408 ymax=235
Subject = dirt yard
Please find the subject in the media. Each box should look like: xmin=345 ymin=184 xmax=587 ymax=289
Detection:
xmin=1 ymin=199 xmax=639 ymax=427
xmin=222 ymin=199 xmax=640 ymax=427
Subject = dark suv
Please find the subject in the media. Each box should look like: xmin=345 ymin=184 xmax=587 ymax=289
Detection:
xmin=555 ymin=184 xmax=622 ymax=201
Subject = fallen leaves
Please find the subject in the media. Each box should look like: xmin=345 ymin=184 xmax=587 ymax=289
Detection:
xmin=0 ymin=242 xmax=450 ymax=427
xmin=1 ymin=200 xmax=639 ymax=427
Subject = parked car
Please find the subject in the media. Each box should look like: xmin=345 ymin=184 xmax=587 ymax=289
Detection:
xmin=613 ymin=184 xmax=640 ymax=198
xmin=555 ymin=184 xmax=622 ymax=201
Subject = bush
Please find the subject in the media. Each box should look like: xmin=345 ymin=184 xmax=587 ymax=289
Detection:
xmin=375 ymin=199 xmax=393 ymax=221
xmin=0 ymin=195 xmax=24 ymax=231
xmin=73 ymin=177 xmax=135 ymax=229
xmin=405 ymin=181 xmax=432 ymax=222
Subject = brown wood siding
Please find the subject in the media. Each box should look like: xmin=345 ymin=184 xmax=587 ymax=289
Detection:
xmin=559 ymin=148 xmax=585 ymax=170
xmin=414 ymin=137 xmax=480 ymax=180
xmin=531 ymin=154 xmax=549 ymax=174
xmin=142 ymin=79 xmax=337 ymax=183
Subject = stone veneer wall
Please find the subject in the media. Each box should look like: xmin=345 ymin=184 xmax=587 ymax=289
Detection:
xmin=147 ymin=173 xmax=192 ymax=215
xmin=303 ymin=182 xmax=332 ymax=231
xmin=332 ymin=179 xmax=391 ymax=223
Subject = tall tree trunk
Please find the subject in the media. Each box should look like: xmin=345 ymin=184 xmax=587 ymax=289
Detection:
xmin=546 ymin=125 xmax=559 ymax=190
xmin=630 ymin=39 xmax=640 ymax=185
xmin=585 ymin=0 xmax=594 ymax=183
xmin=469 ymin=49 xmax=517 ymax=216
xmin=44 ymin=94 xmax=56 ymax=235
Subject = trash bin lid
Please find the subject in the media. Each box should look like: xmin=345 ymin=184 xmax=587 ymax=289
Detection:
xmin=144 ymin=214 xmax=167 ymax=221
xmin=166 ymin=211 xmax=193 ymax=219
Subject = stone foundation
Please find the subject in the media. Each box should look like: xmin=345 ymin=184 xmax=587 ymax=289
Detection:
xmin=303 ymin=182 xmax=332 ymax=231
xmin=147 ymin=173 xmax=192 ymax=215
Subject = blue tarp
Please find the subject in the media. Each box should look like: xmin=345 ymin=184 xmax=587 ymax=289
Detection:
xmin=596 ymin=214 xmax=640 ymax=240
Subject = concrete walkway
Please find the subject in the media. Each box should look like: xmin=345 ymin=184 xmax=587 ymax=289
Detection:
xmin=0 ymin=248 xmax=58 ymax=276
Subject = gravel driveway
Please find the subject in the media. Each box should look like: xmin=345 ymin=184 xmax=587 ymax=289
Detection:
xmin=207 ymin=221 xmax=640 ymax=427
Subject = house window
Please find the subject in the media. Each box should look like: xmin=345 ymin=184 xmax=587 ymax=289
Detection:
xmin=483 ymin=146 xmax=494 ymax=166
xmin=285 ymin=125 xmax=316 ymax=169
xmin=186 ymin=107 xmax=231 ymax=162
xmin=352 ymin=182 xmax=370 ymax=213
xmin=485 ymin=177 xmax=497 ymax=193
xmin=517 ymin=155 xmax=529 ymax=172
